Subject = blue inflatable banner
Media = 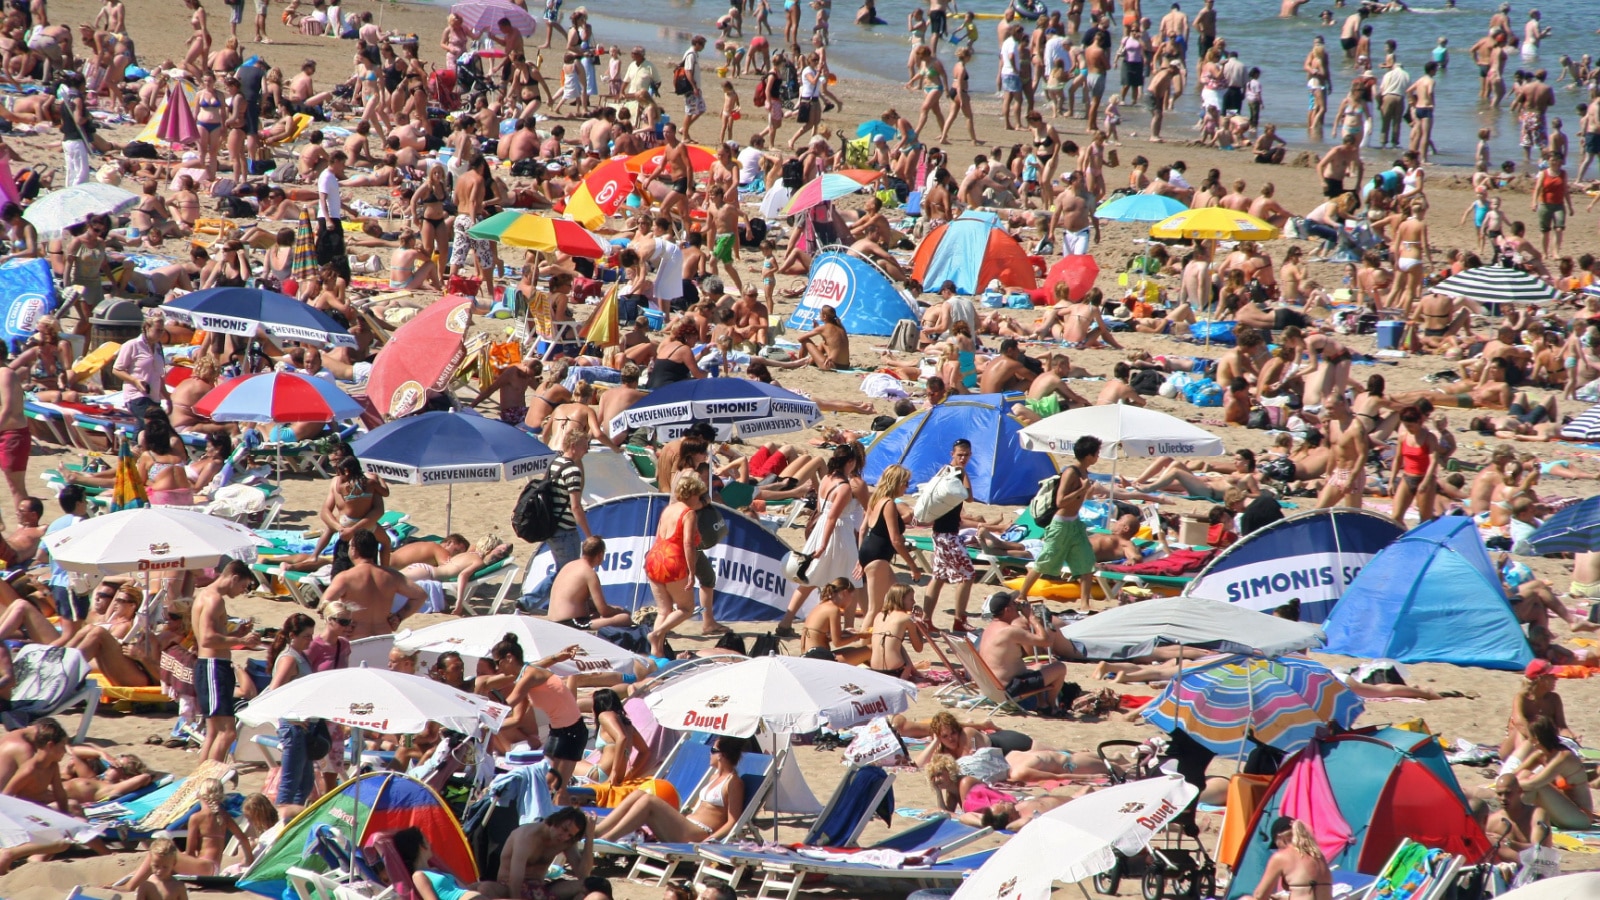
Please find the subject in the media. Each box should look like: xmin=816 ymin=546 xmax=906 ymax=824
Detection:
xmin=785 ymin=250 xmax=919 ymax=337
xmin=0 ymin=258 xmax=57 ymax=347
xmin=521 ymin=493 xmax=799 ymax=621
xmin=1183 ymin=508 xmax=1404 ymax=623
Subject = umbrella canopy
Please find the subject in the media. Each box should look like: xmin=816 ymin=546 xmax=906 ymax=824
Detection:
xmin=1058 ymin=596 xmax=1327 ymax=660
xmin=855 ymin=120 xmax=896 ymax=141
xmin=579 ymin=283 xmax=620 ymax=347
xmin=606 ymin=376 xmax=822 ymax=440
xmin=1150 ymin=207 xmax=1279 ymax=241
xmin=953 ymin=776 xmax=1199 ymax=900
xmin=0 ymin=793 xmax=104 ymax=849
xmin=623 ymin=144 xmax=717 ymax=176
xmin=1516 ymin=495 xmax=1600 ymax=556
xmin=23 ymin=183 xmax=140 ymax=238
xmin=781 ymin=172 xmax=875 ymax=217
xmin=1493 ymin=875 xmax=1600 ymax=900
xmin=366 ymin=297 xmax=472 ymax=418
xmin=1560 ymin=404 xmax=1600 ymax=442
xmin=194 ymin=371 xmax=364 ymax=424
xmin=291 ymin=209 xmax=317 ymax=285
xmin=394 ymin=614 xmax=644 ymax=674
xmin=352 ymin=410 xmax=555 ymax=484
xmin=561 ymin=156 xmax=634 ymax=229
xmin=449 ymin=0 xmax=536 ymax=34
xmin=1043 ymin=254 xmax=1100 ymax=301
xmin=42 ymin=507 xmax=267 ymax=575
xmin=643 ymin=655 xmax=917 ymax=737
xmin=1096 ymin=193 xmax=1188 ymax=222
xmin=1430 ymin=265 xmax=1559 ymax=305
xmin=1141 ymin=655 xmax=1365 ymax=757
xmin=163 ymin=286 xmax=357 ymax=348
xmin=468 ymin=211 xmax=610 ymax=258
xmin=155 ymin=81 xmax=199 ymax=146
xmin=237 ymin=668 xmax=507 ymax=734
xmin=1018 ymin=403 xmax=1225 ymax=459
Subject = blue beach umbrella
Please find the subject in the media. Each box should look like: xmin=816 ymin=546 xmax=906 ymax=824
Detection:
xmin=1095 ymin=193 xmax=1188 ymax=222
xmin=607 ymin=377 xmax=821 ymax=441
xmin=163 ymin=286 xmax=357 ymax=348
xmin=1517 ymin=495 xmax=1600 ymax=556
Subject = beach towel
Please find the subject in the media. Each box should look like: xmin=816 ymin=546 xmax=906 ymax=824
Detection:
xmin=1277 ymin=747 xmax=1355 ymax=864
xmin=130 ymin=759 xmax=235 ymax=831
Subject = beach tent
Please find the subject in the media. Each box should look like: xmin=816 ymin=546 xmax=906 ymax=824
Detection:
xmin=784 ymin=249 xmax=919 ymax=336
xmin=910 ymin=211 xmax=1038 ymax=295
xmin=239 ymin=772 xmax=474 ymax=898
xmin=519 ymin=494 xmax=794 ymax=621
xmin=1226 ymin=727 xmax=1489 ymax=898
xmin=1184 ymin=509 xmax=1405 ymax=623
xmin=863 ymin=394 xmax=1057 ymax=505
xmin=1323 ymin=516 xmax=1532 ymax=670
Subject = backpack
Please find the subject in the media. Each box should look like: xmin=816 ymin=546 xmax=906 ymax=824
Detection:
xmin=740 ymin=217 xmax=768 ymax=248
xmin=597 ymin=623 xmax=653 ymax=655
xmin=13 ymin=165 xmax=40 ymax=201
xmin=511 ymin=471 xmax=561 ymax=543
xmin=747 ymin=632 xmax=782 ymax=658
xmin=220 ymin=195 xmax=255 ymax=219
xmin=1028 ymin=474 xmax=1061 ymax=526
xmin=510 ymin=157 xmax=540 ymax=177
xmin=305 ymin=719 xmax=333 ymax=760
xmin=1130 ymin=369 xmax=1166 ymax=396
xmin=781 ymin=157 xmax=805 ymax=190
xmin=752 ymin=77 xmax=767 ymax=108
xmin=672 ymin=55 xmax=694 ymax=95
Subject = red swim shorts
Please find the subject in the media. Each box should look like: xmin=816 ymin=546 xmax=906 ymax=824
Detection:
xmin=0 ymin=427 xmax=30 ymax=473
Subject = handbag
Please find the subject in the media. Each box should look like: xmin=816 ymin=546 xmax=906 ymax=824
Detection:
xmin=697 ymin=502 xmax=727 ymax=549
xmin=783 ymin=550 xmax=815 ymax=585
xmin=913 ymin=465 xmax=967 ymax=524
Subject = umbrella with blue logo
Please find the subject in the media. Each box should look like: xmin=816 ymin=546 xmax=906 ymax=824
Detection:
xmin=606 ymin=377 xmax=822 ymax=441
xmin=163 ymin=286 xmax=356 ymax=348
xmin=1516 ymin=495 xmax=1600 ymax=556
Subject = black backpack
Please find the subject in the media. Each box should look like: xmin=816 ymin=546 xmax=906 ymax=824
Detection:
xmin=740 ymin=217 xmax=768 ymax=248
xmin=1130 ymin=369 xmax=1166 ymax=396
xmin=511 ymin=472 xmax=560 ymax=543
xmin=781 ymin=158 xmax=805 ymax=190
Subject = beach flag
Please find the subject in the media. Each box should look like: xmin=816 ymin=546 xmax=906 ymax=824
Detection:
xmin=110 ymin=437 xmax=147 ymax=511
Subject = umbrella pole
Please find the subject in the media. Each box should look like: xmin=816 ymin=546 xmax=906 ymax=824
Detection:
xmin=446 ymin=483 xmax=454 ymax=535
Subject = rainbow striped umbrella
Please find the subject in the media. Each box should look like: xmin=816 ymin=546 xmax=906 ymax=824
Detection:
xmin=291 ymin=209 xmax=317 ymax=285
xmin=781 ymin=171 xmax=877 ymax=217
xmin=1140 ymin=655 xmax=1364 ymax=757
xmin=467 ymin=211 xmax=609 ymax=258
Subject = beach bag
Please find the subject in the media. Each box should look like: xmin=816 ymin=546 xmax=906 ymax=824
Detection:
xmin=1260 ymin=456 xmax=1296 ymax=483
xmin=672 ymin=61 xmax=693 ymax=95
xmin=305 ymin=719 xmax=333 ymax=761
xmin=597 ymin=623 xmax=653 ymax=656
xmin=843 ymin=716 xmax=909 ymax=767
xmin=1188 ymin=321 xmax=1237 ymax=345
xmin=511 ymin=473 xmax=560 ymax=543
xmin=1029 ymin=474 xmax=1061 ymax=526
xmin=697 ymin=503 xmax=726 ymax=548
xmin=1512 ymin=845 xmax=1562 ymax=887
xmin=913 ymin=465 xmax=967 ymax=524
xmin=957 ymin=747 xmax=1010 ymax=785
xmin=1131 ymin=369 xmax=1165 ymax=396
xmin=1182 ymin=379 xmax=1224 ymax=407
xmin=781 ymin=157 xmax=805 ymax=190
xmin=752 ymin=77 xmax=767 ymax=108
xmin=783 ymin=550 xmax=816 ymax=586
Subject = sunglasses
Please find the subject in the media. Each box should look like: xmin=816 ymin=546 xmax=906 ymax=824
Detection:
xmin=167 ymin=612 xmax=184 ymax=621
xmin=330 ymin=617 xmax=354 ymax=626
xmin=95 ymin=592 xmax=116 ymax=601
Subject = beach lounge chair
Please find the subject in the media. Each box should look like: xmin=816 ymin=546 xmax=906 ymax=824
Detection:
xmin=1355 ymin=838 xmax=1463 ymax=900
xmin=583 ymin=734 xmax=717 ymax=838
xmin=693 ymin=764 xmax=895 ymax=893
xmin=623 ymin=444 xmax=659 ymax=482
xmin=939 ymin=632 xmax=1054 ymax=715
xmin=446 ymin=553 xmax=520 ymax=614
xmin=724 ymin=817 xmax=996 ymax=900
xmin=625 ymin=750 xmax=780 ymax=885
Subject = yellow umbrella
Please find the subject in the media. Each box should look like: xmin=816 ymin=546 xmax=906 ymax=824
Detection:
xmin=579 ymin=283 xmax=621 ymax=349
xmin=1149 ymin=207 xmax=1280 ymax=241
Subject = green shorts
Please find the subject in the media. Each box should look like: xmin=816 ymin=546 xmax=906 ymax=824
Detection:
xmin=1025 ymin=394 xmax=1061 ymax=418
xmin=712 ymin=233 xmax=735 ymax=264
xmin=1032 ymin=517 xmax=1096 ymax=580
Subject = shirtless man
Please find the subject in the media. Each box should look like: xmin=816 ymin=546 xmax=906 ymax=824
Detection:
xmin=318 ymin=530 xmax=427 ymax=639
xmin=0 ymin=719 xmax=69 ymax=813
xmin=796 ymin=304 xmax=850 ymax=370
xmin=1406 ymin=61 xmax=1438 ymax=161
xmin=1013 ymin=354 xmax=1089 ymax=422
xmin=1091 ymin=514 xmax=1145 ymax=563
xmin=499 ymin=808 xmax=593 ymax=900
xmin=469 ymin=356 xmax=542 ymax=426
xmin=1048 ymin=171 xmax=1097 ymax=256
xmin=979 ymin=339 xmax=1036 ymax=394
xmin=1096 ymin=362 xmax=1146 ymax=406
xmin=1248 ymin=183 xmax=1294 ymax=229
xmin=595 ymin=363 xmax=646 ymax=434
xmin=1147 ymin=62 xmax=1180 ymax=142
xmin=1518 ymin=68 xmax=1555 ymax=164
xmin=548 ymin=536 xmax=634 ymax=629
xmin=391 ymin=534 xmax=511 ymax=616
xmin=1339 ymin=7 xmax=1366 ymax=60
xmin=1317 ymin=394 xmax=1370 ymax=509
xmin=192 ymin=559 xmax=260 ymax=764
xmin=977 ymin=591 xmax=1067 ymax=714
xmin=1216 ymin=326 xmax=1263 ymax=387
xmin=732 ymin=286 xmax=771 ymax=346
xmin=9 ymin=496 xmax=43 ymax=561
xmin=287 ymin=59 xmax=333 ymax=117
xmin=1316 ymin=133 xmax=1364 ymax=198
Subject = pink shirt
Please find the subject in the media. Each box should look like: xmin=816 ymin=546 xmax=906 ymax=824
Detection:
xmin=113 ymin=334 xmax=164 ymax=402
xmin=307 ymin=635 xmax=350 ymax=672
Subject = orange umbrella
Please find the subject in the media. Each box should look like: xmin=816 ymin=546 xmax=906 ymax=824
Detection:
xmin=623 ymin=144 xmax=717 ymax=176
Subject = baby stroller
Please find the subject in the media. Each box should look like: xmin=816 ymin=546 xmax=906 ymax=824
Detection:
xmin=1090 ymin=738 xmax=1218 ymax=900
xmin=455 ymin=51 xmax=497 ymax=110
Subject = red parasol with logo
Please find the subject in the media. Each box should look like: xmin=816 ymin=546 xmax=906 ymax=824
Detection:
xmin=365 ymin=297 xmax=474 ymax=419
xmin=559 ymin=156 xmax=635 ymax=229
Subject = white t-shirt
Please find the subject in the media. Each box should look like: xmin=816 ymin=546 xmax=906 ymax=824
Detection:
xmin=652 ymin=238 xmax=684 ymax=302
xmin=682 ymin=48 xmax=700 ymax=93
xmin=1000 ymin=37 xmax=1019 ymax=78
xmin=737 ymin=146 xmax=765 ymax=185
xmin=317 ymin=167 xmax=342 ymax=219
xmin=1044 ymin=35 xmax=1069 ymax=72
xmin=799 ymin=66 xmax=819 ymax=99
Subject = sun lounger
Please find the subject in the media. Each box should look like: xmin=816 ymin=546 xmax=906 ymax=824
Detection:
xmin=584 ymin=735 xmax=717 ymax=849
xmin=1354 ymin=838 xmax=1462 ymax=900
xmin=447 ymin=554 xmax=520 ymax=614
xmin=937 ymin=632 xmax=1054 ymax=715
xmin=626 ymin=750 xmax=780 ymax=885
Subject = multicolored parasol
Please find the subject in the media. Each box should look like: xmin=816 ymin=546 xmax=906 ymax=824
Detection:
xmin=467 ymin=211 xmax=610 ymax=258
xmin=623 ymin=144 xmax=717 ymax=176
xmin=560 ymin=156 xmax=635 ymax=229
xmin=781 ymin=172 xmax=877 ymax=217
xmin=1140 ymin=654 xmax=1364 ymax=757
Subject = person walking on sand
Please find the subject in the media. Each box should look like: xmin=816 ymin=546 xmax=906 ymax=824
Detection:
xmin=1016 ymin=436 xmax=1100 ymax=605
xmin=193 ymin=560 xmax=262 ymax=765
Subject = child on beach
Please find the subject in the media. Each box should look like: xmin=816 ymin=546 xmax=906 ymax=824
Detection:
xmin=111 ymin=779 xmax=253 ymax=889
xmin=1045 ymin=57 xmax=1068 ymax=115
xmin=1460 ymin=174 xmax=1491 ymax=250
xmin=1476 ymin=127 xmax=1493 ymax=171
xmin=133 ymin=839 xmax=188 ymax=900
xmin=606 ymin=45 xmax=623 ymax=97
xmin=1198 ymin=104 xmax=1222 ymax=145
xmin=718 ymin=79 xmax=741 ymax=145
xmin=957 ymin=11 xmax=977 ymax=49
xmin=1245 ymin=66 xmax=1263 ymax=128
xmin=1433 ymin=37 xmax=1449 ymax=72
xmin=760 ymin=239 xmax=778 ymax=308
xmin=1103 ymin=95 xmax=1122 ymax=142
xmin=1480 ymin=195 xmax=1505 ymax=252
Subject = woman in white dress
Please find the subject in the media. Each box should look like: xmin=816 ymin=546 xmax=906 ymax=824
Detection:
xmin=775 ymin=445 xmax=866 ymax=637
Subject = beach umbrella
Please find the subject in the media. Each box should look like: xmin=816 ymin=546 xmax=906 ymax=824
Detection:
xmin=561 ymin=156 xmax=635 ymax=229
xmin=394 ymin=614 xmax=644 ymax=674
xmin=163 ymin=286 xmax=357 ymax=348
xmin=1043 ymin=254 xmax=1099 ymax=300
xmin=449 ymin=0 xmax=536 ymax=35
xmin=0 ymin=156 xmax=20 ymax=210
xmin=643 ymin=655 xmax=916 ymax=738
xmin=1559 ymin=404 xmax=1600 ymax=442
xmin=0 ymin=793 xmax=104 ymax=849
xmin=351 ymin=409 xmax=555 ymax=532
xmin=1493 ymin=874 xmax=1600 ymax=900
xmin=366 ymin=297 xmax=473 ymax=419
xmin=42 ymin=507 xmax=267 ymax=576
xmin=467 ymin=211 xmax=609 ymax=258
xmin=1141 ymin=655 xmax=1365 ymax=757
xmin=1515 ymin=495 xmax=1600 ymax=556
xmin=1431 ymin=265 xmax=1559 ymax=306
xmin=781 ymin=172 xmax=876 ymax=217
xmin=155 ymin=80 xmax=199 ymax=146
xmin=194 ymin=371 xmax=363 ymax=424
xmin=1095 ymin=193 xmax=1188 ymax=222
xmin=606 ymin=376 xmax=822 ymax=441
xmin=1058 ymin=596 xmax=1326 ymax=660
xmin=290 ymin=208 xmax=317 ymax=287
xmin=854 ymin=120 xmax=896 ymax=141
xmin=1018 ymin=403 xmax=1225 ymax=459
xmin=952 ymin=776 xmax=1199 ymax=900
xmin=622 ymin=144 xmax=717 ymax=176
xmin=110 ymin=436 xmax=147 ymax=512
xmin=23 ymin=183 xmax=139 ymax=238
xmin=578 ymin=282 xmax=620 ymax=348
xmin=1149 ymin=207 xmax=1279 ymax=242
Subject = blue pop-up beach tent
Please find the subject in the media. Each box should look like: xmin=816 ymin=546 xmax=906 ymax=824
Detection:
xmin=785 ymin=250 xmax=918 ymax=336
xmin=1323 ymin=516 xmax=1532 ymax=670
xmin=863 ymin=394 xmax=1057 ymax=505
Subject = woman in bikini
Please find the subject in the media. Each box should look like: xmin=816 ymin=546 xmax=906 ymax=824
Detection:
xmin=574 ymin=688 xmax=650 ymax=786
xmin=312 ymin=456 xmax=391 ymax=565
xmin=593 ymin=737 xmax=746 ymax=843
xmin=67 ymin=584 xmax=161 ymax=688
xmin=798 ymin=577 xmax=868 ymax=664
xmin=1385 ymin=198 xmax=1432 ymax=316
xmin=868 ymin=583 xmax=923 ymax=680
xmin=182 ymin=0 xmax=211 ymax=75
xmin=191 ymin=72 xmax=226 ymax=171
xmin=387 ymin=229 xmax=441 ymax=292
xmin=1503 ymin=715 xmax=1596 ymax=832
xmin=12 ymin=314 xmax=77 ymax=400
xmin=1242 ymin=817 xmax=1333 ymax=900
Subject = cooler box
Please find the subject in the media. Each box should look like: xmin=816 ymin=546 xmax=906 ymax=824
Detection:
xmin=1376 ymin=320 xmax=1404 ymax=350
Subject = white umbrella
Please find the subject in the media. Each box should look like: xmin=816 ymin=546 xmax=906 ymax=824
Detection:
xmin=643 ymin=655 xmax=916 ymax=738
xmin=23 ymin=183 xmax=140 ymax=238
xmin=394 ymin=614 xmax=645 ymax=675
xmin=41 ymin=507 xmax=267 ymax=576
xmin=953 ymin=775 xmax=1200 ymax=900
xmin=1059 ymin=595 xmax=1326 ymax=660
xmin=1018 ymin=403 xmax=1225 ymax=460
xmin=237 ymin=667 xmax=507 ymax=734
xmin=0 ymin=793 xmax=105 ymax=849
xmin=1494 ymin=874 xmax=1600 ymax=900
